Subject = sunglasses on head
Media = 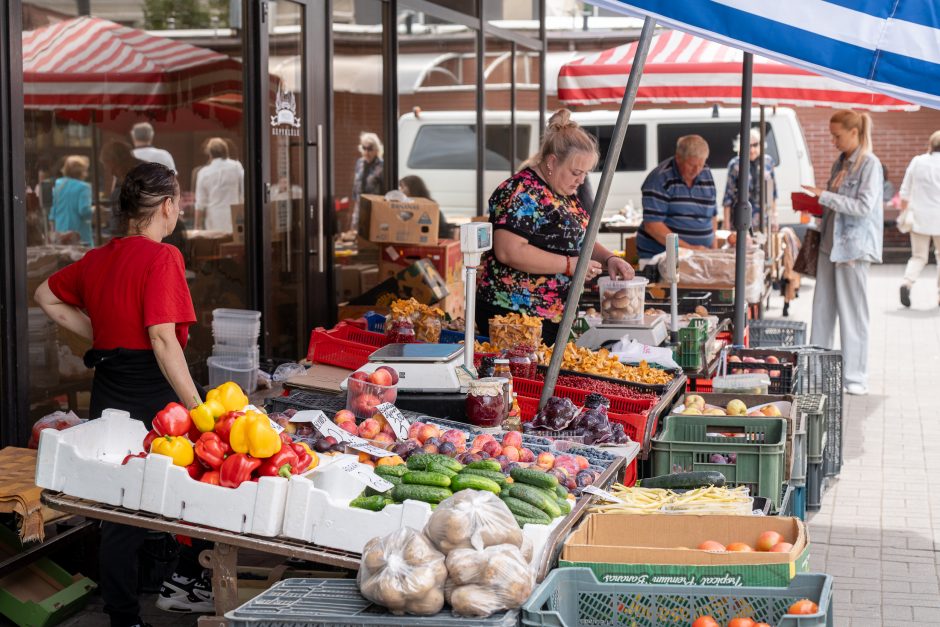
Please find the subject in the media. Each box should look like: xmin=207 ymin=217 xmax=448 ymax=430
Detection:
xmin=360 ymin=144 xmax=375 ymax=151
xmin=750 ymin=142 xmax=760 ymax=147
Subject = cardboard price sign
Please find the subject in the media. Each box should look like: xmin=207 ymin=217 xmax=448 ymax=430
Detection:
xmin=304 ymin=411 xmax=356 ymax=443
xmin=582 ymin=485 xmax=626 ymax=503
xmin=376 ymin=403 xmax=409 ymax=440
xmin=339 ymin=459 xmax=394 ymax=492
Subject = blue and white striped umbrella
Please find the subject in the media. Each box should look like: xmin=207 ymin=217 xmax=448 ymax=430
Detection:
xmin=589 ymin=0 xmax=940 ymax=110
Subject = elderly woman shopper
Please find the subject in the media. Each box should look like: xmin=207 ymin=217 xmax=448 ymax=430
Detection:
xmin=898 ymin=130 xmax=940 ymax=308
xmin=723 ymin=127 xmax=778 ymax=230
xmin=803 ymin=109 xmax=883 ymax=396
xmin=348 ymin=132 xmax=384 ymax=232
xmin=476 ymin=109 xmax=634 ymax=344
xmin=50 ymin=156 xmax=94 ymax=246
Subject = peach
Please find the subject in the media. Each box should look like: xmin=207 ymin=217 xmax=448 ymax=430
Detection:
xmin=408 ymin=422 xmax=425 ymax=440
xmin=441 ymin=429 xmax=467 ymax=452
xmin=574 ymin=455 xmax=590 ymax=470
xmin=349 ymin=371 xmax=370 ymax=382
xmin=481 ymin=440 xmax=503 ymax=457
xmin=519 ymin=447 xmax=535 ymax=463
xmin=334 ymin=409 xmax=356 ymax=425
xmin=471 ymin=434 xmax=495 ymax=450
xmin=756 ymin=531 xmax=784 ymax=552
xmin=725 ymin=542 xmax=754 ymax=552
xmin=373 ymin=432 xmax=395 ymax=445
xmin=766 ymin=355 xmax=780 ymax=364
xmin=502 ymin=445 xmax=520 ymax=462
xmin=536 ymin=451 xmax=555 ymax=469
xmin=697 ymin=540 xmax=726 ymax=551
xmin=501 ymin=431 xmax=522 ymax=449
xmin=370 ymin=412 xmax=389 ymax=429
xmin=357 ymin=418 xmax=381 ymax=440
xmin=352 ymin=393 xmax=381 ymax=417
xmin=769 ymin=542 xmax=793 ymax=553
xmin=554 ymin=456 xmax=580 ymax=475
xmin=339 ymin=421 xmax=359 ymax=435
xmin=375 ymin=365 xmax=400 ymax=385
xmin=380 ymin=424 xmax=396 ymax=438
xmin=368 ymin=368 xmax=393 ymax=387
xmin=417 ymin=424 xmax=441 ymax=444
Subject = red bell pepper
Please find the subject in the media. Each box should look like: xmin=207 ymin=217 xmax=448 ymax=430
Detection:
xmin=200 ymin=470 xmax=221 ymax=486
xmin=256 ymin=443 xmax=299 ymax=479
xmin=279 ymin=431 xmax=293 ymax=446
xmin=214 ymin=411 xmax=243 ymax=446
xmin=219 ymin=453 xmax=261 ymax=488
xmin=143 ymin=430 xmax=159 ymax=453
xmin=187 ymin=423 xmax=202 ymax=444
xmin=153 ymin=402 xmax=193 ymax=437
xmin=194 ymin=432 xmax=229 ymax=470
xmin=122 ymin=452 xmax=147 ymax=465
xmin=290 ymin=442 xmax=313 ymax=474
xmin=185 ymin=461 xmax=203 ymax=481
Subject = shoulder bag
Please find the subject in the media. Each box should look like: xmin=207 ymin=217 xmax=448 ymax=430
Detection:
xmin=792 ymin=228 xmax=820 ymax=277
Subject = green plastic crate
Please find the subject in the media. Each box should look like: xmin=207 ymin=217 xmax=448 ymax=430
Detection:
xmin=797 ymin=395 xmax=827 ymax=463
xmin=674 ymin=329 xmax=705 ymax=369
xmin=521 ymin=568 xmax=833 ymax=627
xmin=651 ymin=415 xmax=787 ymax=507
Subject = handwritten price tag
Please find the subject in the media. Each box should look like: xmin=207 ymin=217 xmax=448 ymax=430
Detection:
xmin=376 ymin=403 xmax=409 ymax=440
xmin=339 ymin=459 xmax=394 ymax=492
xmin=268 ymin=418 xmax=285 ymax=434
xmin=345 ymin=440 xmax=396 ymax=458
xmin=582 ymin=485 xmax=625 ymax=503
xmin=307 ymin=411 xmax=355 ymax=443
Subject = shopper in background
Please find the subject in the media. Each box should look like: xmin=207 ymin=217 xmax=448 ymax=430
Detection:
xmin=195 ymin=137 xmax=244 ymax=232
xmin=898 ymin=130 xmax=940 ymax=308
xmin=349 ymin=132 xmax=384 ymax=233
xmin=49 ymin=155 xmax=94 ymax=246
xmin=99 ymin=140 xmax=144 ymax=239
xmin=34 ymin=162 xmax=211 ymax=625
xmin=636 ymin=135 xmax=718 ymax=264
xmin=131 ymin=121 xmax=177 ymax=172
xmin=722 ymin=128 xmax=778 ymax=230
xmin=476 ymin=109 xmax=634 ymax=343
xmin=802 ymin=109 xmax=883 ymax=396
xmin=399 ymin=174 xmax=453 ymax=239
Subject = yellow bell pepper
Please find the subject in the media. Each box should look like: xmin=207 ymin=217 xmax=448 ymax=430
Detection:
xmin=206 ymin=382 xmax=249 ymax=413
xmin=190 ymin=397 xmax=226 ymax=432
xmin=229 ymin=411 xmax=281 ymax=458
xmin=151 ymin=435 xmax=195 ymax=467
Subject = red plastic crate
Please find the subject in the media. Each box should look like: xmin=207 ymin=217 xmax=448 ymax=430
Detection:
xmin=686 ymin=378 xmax=714 ymax=392
xmin=513 ymin=377 xmax=656 ymax=415
xmin=623 ymin=458 xmax=638 ymax=487
xmin=306 ymin=324 xmax=392 ymax=370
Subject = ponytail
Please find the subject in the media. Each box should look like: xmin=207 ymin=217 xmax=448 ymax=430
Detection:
xmin=535 ymin=109 xmax=599 ymax=170
xmin=830 ymin=109 xmax=873 ymax=172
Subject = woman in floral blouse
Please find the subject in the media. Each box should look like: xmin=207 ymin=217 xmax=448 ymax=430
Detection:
xmin=476 ymin=109 xmax=634 ymax=344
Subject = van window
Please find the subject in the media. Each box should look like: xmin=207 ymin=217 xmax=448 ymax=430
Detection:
xmin=581 ymin=124 xmax=646 ymax=172
xmin=407 ymin=124 xmax=531 ymax=170
xmin=656 ymin=123 xmax=780 ymax=169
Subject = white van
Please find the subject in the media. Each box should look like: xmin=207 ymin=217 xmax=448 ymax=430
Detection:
xmin=398 ymin=107 xmax=815 ymax=228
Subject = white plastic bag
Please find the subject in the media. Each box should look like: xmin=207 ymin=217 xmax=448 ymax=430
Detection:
xmin=444 ymin=544 xmax=535 ymax=618
xmin=425 ymin=490 xmax=523 ymax=553
xmin=610 ymin=339 xmax=680 ymax=370
xmin=357 ymin=528 xmax=447 ymax=616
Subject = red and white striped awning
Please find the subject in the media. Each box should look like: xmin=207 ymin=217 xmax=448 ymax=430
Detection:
xmin=558 ymin=30 xmax=917 ymax=111
xmin=23 ymin=16 xmax=242 ymax=111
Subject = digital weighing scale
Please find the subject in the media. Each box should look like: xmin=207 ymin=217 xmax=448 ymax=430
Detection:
xmin=575 ymin=313 xmax=668 ymax=350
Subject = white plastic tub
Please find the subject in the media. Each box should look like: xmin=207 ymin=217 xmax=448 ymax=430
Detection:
xmin=207 ymin=356 xmax=257 ymax=393
xmin=598 ymin=277 xmax=648 ymax=323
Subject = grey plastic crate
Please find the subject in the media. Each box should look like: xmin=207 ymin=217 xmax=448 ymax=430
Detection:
xmin=521 ymin=568 xmax=833 ymax=627
xmin=795 ymin=348 xmax=843 ymax=477
xmin=797 ymin=395 xmax=827 ymax=464
xmin=749 ymin=319 xmax=808 ymax=348
xmin=226 ymin=578 xmax=520 ymax=626
xmin=807 ymin=462 xmax=825 ymax=511
xmin=790 ymin=409 xmax=808 ymax=486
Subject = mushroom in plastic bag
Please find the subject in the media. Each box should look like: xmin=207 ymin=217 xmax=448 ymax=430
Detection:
xmin=444 ymin=543 xmax=535 ymax=618
xmin=357 ymin=527 xmax=447 ymax=616
xmin=425 ymin=490 xmax=523 ymax=553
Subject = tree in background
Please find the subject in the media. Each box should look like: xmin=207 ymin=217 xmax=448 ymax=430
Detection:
xmin=143 ymin=0 xmax=231 ymax=30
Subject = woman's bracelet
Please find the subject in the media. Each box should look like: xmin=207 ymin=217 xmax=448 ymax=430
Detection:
xmin=604 ymin=254 xmax=618 ymax=266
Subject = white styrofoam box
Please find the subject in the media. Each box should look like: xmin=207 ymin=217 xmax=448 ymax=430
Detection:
xmin=35 ymin=409 xmax=149 ymax=510
xmin=280 ymin=461 xmax=433 ymax=553
xmin=139 ymin=452 xmax=288 ymax=537
xmin=521 ymin=516 xmax=562 ymax=568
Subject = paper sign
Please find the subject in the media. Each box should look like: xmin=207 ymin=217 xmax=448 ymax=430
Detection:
xmin=376 ymin=403 xmax=409 ymax=440
xmin=243 ymin=405 xmax=264 ymax=413
xmin=268 ymin=418 xmax=285 ymax=434
xmin=345 ymin=441 xmax=396 ymax=458
xmin=339 ymin=459 xmax=394 ymax=492
xmin=289 ymin=409 xmax=326 ymax=423
xmin=309 ymin=412 xmax=356 ymax=443
xmin=582 ymin=485 xmax=625 ymax=503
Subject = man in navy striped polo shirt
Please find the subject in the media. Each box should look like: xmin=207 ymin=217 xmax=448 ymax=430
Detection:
xmin=637 ymin=135 xmax=718 ymax=263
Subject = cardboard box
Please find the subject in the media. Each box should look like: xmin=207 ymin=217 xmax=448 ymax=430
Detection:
xmin=358 ymin=194 xmax=440 ymax=246
xmin=561 ymin=513 xmax=809 ymax=588
xmin=348 ymin=259 xmax=448 ymax=307
xmin=334 ymin=264 xmax=381 ymax=303
xmin=379 ymin=239 xmax=463 ymax=285
xmin=360 ymin=266 xmax=380 ymax=293
xmin=439 ymin=279 xmax=466 ymax=320
xmin=337 ymin=303 xmax=386 ymax=322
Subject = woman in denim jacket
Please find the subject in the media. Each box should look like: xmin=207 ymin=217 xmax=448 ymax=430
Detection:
xmin=803 ymin=110 xmax=883 ymax=396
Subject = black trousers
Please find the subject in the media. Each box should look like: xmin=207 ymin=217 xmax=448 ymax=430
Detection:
xmin=474 ymin=299 xmax=561 ymax=346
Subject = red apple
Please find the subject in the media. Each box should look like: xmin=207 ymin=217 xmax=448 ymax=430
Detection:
xmin=368 ymin=368 xmax=394 ymax=387
xmin=375 ymin=365 xmax=400 ymax=385
xmin=501 ymin=431 xmax=522 ymax=449
xmin=481 ymin=440 xmax=503 ymax=457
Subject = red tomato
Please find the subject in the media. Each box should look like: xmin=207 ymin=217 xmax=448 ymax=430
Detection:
xmin=691 ymin=617 xmax=719 ymax=627
xmin=787 ymin=599 xmax=819 ymax=615
xmin=728 ymin=619 xmax=755 ymax=627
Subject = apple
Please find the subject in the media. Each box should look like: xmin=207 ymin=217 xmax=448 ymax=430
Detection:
xmin=368 ymin=368 xmax=394 ymax=387
xmin=357 ymin=418 xmax=381 ymax=440
xmin=501 ymin=431 xmax=523 ymax=449
xmin=704 ymin=408 xmax=726 ymax=416
xmin=536 ymin=451 xmax=555 ymax=469
xmin=482 ymin=440 xmax=503 ymax=457
xmin=334 ymin=409 xmax=356 ymax=425
xmin=769 ymin=542 xmax=793 ymax=553
xmin=761 ymin=405 xmax=782 ymax=417
xmin=726 ymin=399 xmax=748 ymax=416
xmin=408 ymin=422 xmax=425 ymax=440
xmin=766 ymin=355 xmax=780 ymax=364
xmin=519 ymin=447 xmax=535 ymax=463
xmin=685 ymin=394 xmax=706 ymax=409
xmin=683 ymin=407 xmax=703 ymax=415
xmin=728 ymin=355 xmax=742 ymax=363
xmin=756 ymin=531 xmax=784 ymax=552
xmin=743 ymin=356 xmax=758 ymax=363
xmin=417 ymin=424 xmax=441 ymax=444
xmin=697 ymin=540 xmax=726 ymax=551
xmin=375 ymin=365 xmax=400 ymax=385
xmin=502 ymin=445 xmax=520 ymax=462
xmin=748 ymin=410 xmax=765 ymax=417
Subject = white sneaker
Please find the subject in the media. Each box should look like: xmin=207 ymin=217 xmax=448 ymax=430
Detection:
xmin=845 ymin=383 xmax=868 ymax=396
xmin=155 ymin=572 xmax=214 ymax=613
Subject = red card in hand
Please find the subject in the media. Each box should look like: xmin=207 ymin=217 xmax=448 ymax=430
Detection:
xmin=791 ymin=192 xmax=822 ymax=217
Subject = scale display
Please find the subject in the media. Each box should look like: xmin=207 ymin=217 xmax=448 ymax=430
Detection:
xmin=369 ymin=343 xmax=465 ymax=363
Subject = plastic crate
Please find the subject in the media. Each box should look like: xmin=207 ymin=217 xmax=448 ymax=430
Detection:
xmin=646 ymin=290 xmax=712 ymax=314
xmin=363 ymin=311 xmax=386 ymax=333
xmin=306 ymin=324 xmax=391 ymax=370
xmin=779 ymin=482 xmax=807 ymax=520
xmin=726 ymin=348 xmax=799 ymax=394
xmin=790 ymin=408 xmax=808 ymax=486
xmin=796 ymin=395 xmax=827 ymax=465
xmin=438 ymin=328 xmax=490 ymax=344
xmin=686 ymin=378 xmax=713 ymax=392
xmin=651 ymin=414 xmax=787 ymax=507
xmin=521 ymin=568 xmax=833 ymax=627
xmin=795 ymin=348 xmax=843 ymax=477
xmin=226 ymin=578 xmax=519 ymax=626
xmin=749 ymin=319 xmax=808 ymax=347
xmin=807 ymin=462 xmax=825 ymax=511
xmin=513 ymin=377 xmax=656 ymax=415
xmin=674 ymin=333 xmax=705 ymax=370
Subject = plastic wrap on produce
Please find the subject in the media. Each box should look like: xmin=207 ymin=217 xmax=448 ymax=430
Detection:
xmin=425 ymin=490 xmax=523 ymax=553
xmin=358 ymin=527 xmax=448 ymax=616
xmin=658 ymin=249 xmax=765 ymax=304
xmin=444 ymin=543 xmax=535 ymax=618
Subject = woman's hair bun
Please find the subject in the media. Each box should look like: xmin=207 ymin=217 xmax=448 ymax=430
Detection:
xmin=547 ymin=109 xmax=576 ymax=131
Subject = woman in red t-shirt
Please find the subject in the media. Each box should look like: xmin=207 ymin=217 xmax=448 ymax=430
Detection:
xmin=35 ymin=162 xmax=206 ymax=626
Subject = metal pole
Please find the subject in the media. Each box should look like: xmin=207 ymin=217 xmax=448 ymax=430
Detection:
xmin=539 ymin=16 xmax=656 ymax=409
xmin=733 ymin=53 xmax=754 ymax=345
xmin=758 ymin=105 xmax=766 ymax=235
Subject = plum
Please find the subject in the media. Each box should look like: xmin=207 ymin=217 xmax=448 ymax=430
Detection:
xmin=438 ymin=441 xmax=457 ymax=456
xmin=576 ymin=470 xmax=595 ymax=488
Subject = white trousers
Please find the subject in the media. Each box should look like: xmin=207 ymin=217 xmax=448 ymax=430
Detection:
xmin=810 ymin=256 xmax=870 ymax=388
xmin=903 ymin=232 xmax=940 ymax=293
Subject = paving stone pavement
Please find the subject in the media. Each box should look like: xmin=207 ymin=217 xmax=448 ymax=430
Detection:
xmin=775 ymin=263 xmax=940 ymax=627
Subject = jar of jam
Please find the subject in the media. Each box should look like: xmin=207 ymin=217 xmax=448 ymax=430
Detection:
xmin=493 ymin=359 xmax=514 ymax=411
xmin=466 ymin=378 xmax=506 ymax=428
xmin=385 ymin=315 xmax=416 ymax=343
xmin=508 ymin=344 xmax=536 ymax=379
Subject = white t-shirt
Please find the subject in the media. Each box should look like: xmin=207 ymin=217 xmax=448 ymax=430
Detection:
xmin=132 ymin=146 xmax=176 ymax=171
xmin=195 ymin=158 xmax=244 ymax=232
xmin=900 ymin=152 xmax=940 ymax=236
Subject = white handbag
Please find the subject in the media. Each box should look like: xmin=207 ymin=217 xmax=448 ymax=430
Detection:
xmin=897 ymin=207 xmax=914 ymax=234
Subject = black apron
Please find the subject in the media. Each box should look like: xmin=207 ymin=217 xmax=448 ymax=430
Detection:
xmin=84 ymin=348 xmax=178 ymax=430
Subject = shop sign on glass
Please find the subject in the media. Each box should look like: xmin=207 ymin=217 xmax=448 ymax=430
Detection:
xmin=270 ymin=82 xmax=301 ymax=137
xmin=376 ymin=403 xmax=409 ymax=440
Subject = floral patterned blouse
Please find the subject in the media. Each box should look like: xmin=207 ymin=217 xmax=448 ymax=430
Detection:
xmin=476 ymin=167 xmax=590 ymax=323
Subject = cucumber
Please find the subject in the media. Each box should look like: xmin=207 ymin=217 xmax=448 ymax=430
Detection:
xmin=500 ymin=496 xmax=552 ymax=523
xmin=459 ymin=468 xmax=509 ymax=487
xmin=406 ymin=454 xmax=463 ymax=472
xmin=510 ymin=467 xmax=559 ymax=490
xmin=375 ymin=464 xmax=409 ymax=478
xmin=514 ymin=515 xmax=550 ymax=527
xmin=465 ymin=459 xmax=502 ymax=472
xmin=349 ymin=495 xmax=387 ymax=511
xmin=507 ymin=484 xmax=562 ymax=518
xmin=392 ymin=484 xmax=453 ymax=504
xmin=406 ymin=454 xmax=432 ymax=470
xmin=450 ymin=474 xmax=501 ymax=494
xmin=554 ymin=484 xmax=569 ymax=499
xmin=427 ymin=462 xmax=459 ymax=478
xmin=640 ymin=471 xmax=726 ymax=490
xmin=365 ymin=475 xmax=401 ymax=496
xmin=402 ymin=471 xmax=451 ymax=488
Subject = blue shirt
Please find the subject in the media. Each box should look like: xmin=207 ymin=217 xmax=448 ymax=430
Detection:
xmin=723 ymin=154 xmax=778 ymax=216
xmin=49 ymin=177 xmax=93 ymax=246
xmin=637 ymin=157 xmax=717 ymax=259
